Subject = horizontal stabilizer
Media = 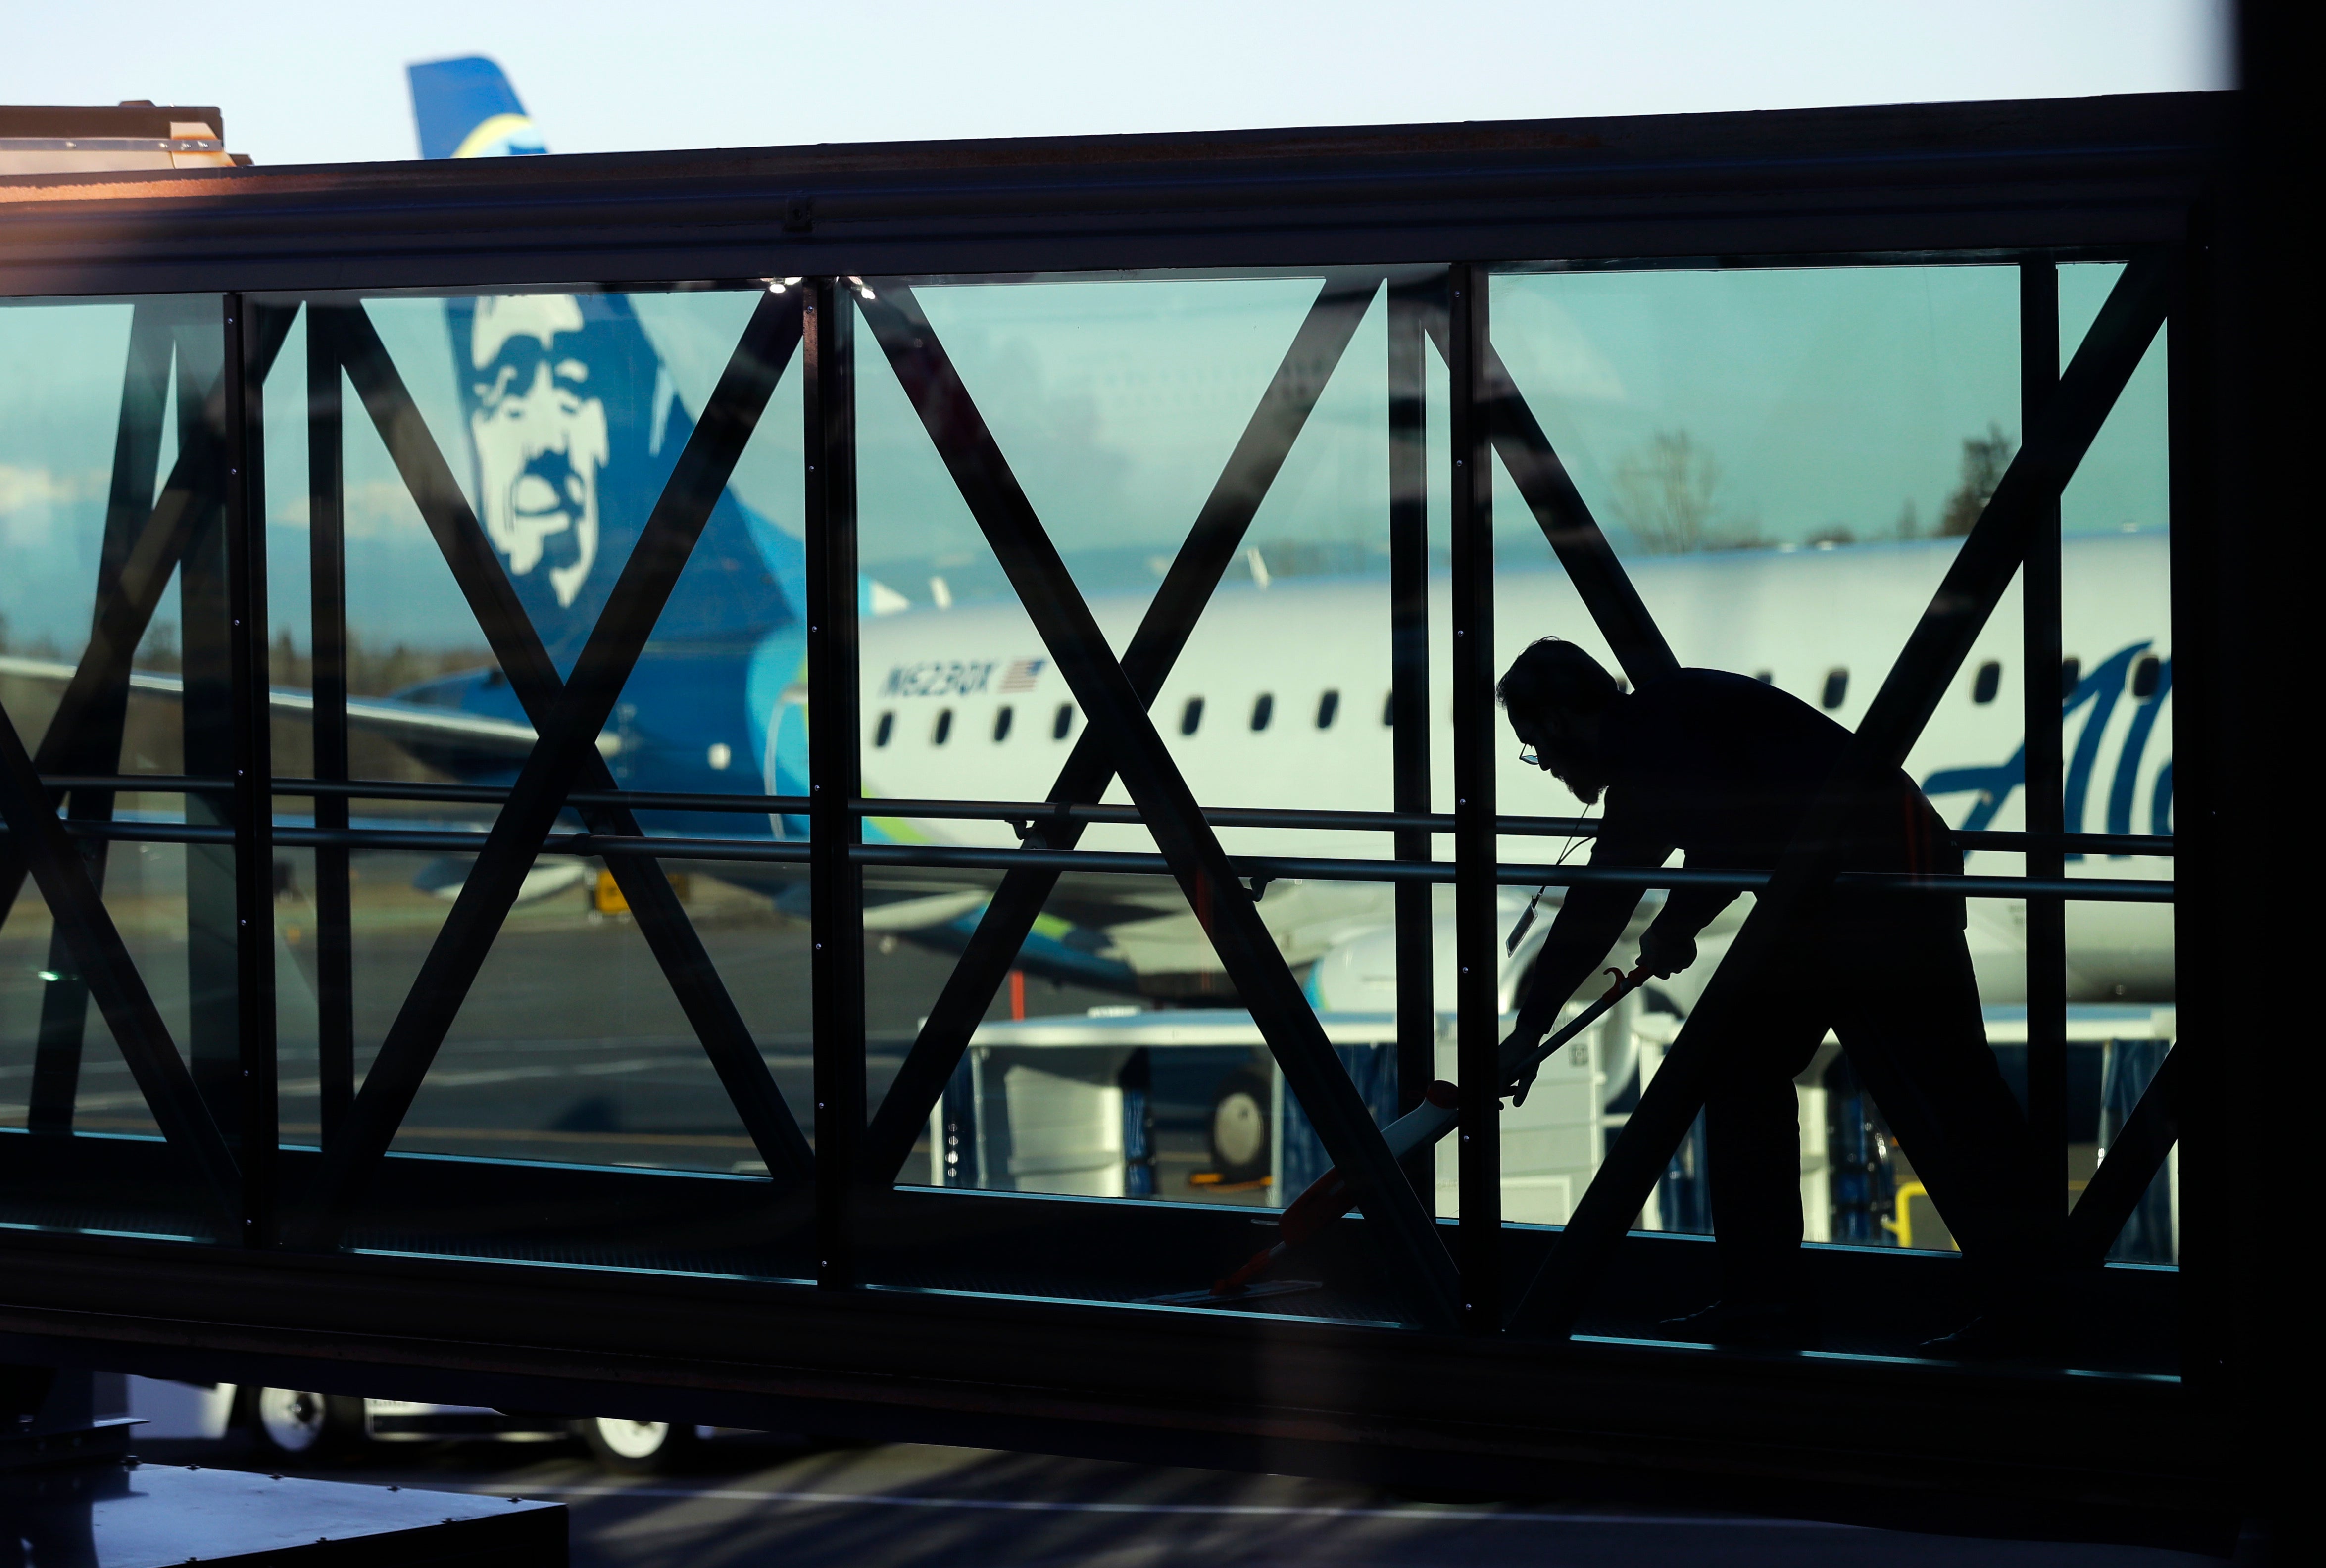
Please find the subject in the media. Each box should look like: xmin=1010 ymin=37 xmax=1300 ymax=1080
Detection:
xmin=0 ymin=655 xmax=538 ymax=757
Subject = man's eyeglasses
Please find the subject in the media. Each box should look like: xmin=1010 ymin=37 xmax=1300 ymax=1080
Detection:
xmin=1517 ymin=743 xmax=1542 ymax=767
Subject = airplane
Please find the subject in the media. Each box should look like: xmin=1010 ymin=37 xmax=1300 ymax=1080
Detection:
xmin=388 ymin=56 xmax=2171 ymax=1028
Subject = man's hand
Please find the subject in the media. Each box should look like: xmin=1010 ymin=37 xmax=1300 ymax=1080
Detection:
xmin=1497 ymin=1027 xmax=1545 ymax=1107
xmin=1637 ymin=926 xmax=1696 ymax=978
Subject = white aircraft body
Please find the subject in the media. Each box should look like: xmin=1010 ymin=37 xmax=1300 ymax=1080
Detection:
xmin=849 ymin=529 xmax=2174 ymax=1018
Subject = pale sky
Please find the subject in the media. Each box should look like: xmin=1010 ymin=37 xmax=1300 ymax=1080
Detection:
xmin=5 ymin=1 xmax=2232 ymax=169
xmin=0 ymin=1 xmax=2223 ymax=650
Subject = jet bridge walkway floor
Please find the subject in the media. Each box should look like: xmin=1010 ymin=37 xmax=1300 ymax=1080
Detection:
xmin=0 ymin=1130 xmax=2178 ymax=1376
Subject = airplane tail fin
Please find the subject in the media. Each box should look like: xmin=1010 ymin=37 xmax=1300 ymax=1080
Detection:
xmin=407 ymin=56 xmax=547 ymax=159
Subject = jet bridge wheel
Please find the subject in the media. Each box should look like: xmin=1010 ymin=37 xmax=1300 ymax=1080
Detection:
xmin=1207 ymin=1067 xmax=1273 ymax=1185
xmin=577 ymin=1416 xmax=699 ymax=1474
xmin=248 ymin=1388 xmax=366 ymax=1458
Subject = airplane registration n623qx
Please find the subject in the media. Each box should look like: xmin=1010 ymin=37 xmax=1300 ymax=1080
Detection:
xmin=315 ymin=61 xmax=2191 ymax=1022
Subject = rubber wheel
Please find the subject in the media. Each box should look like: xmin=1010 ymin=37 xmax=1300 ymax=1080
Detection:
xmin=250 ymin=1388 xmax=365 ymax=1459
xmin=1207 ymin=1068 xmax=1272 ymax=1184
xmin=578 ymin=1416 xmax=698 ymax=1474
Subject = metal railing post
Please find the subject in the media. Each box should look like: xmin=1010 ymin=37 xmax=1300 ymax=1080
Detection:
xmin=2021 ymin=260 xmax=2068 ymax=1226
xmin=1389 ymin=276 xmax=1437 ymax=1206
xmin=306 ymin=302 xmax=354 ymax=1150
xmin=176 ymin=309 xmax=241 ymax=1142
xmin=224 ymin=294 xmax=281 ymax=1247
xmin=1448 ymin=263 xmax=1500 ymax=1332
xmin=806 ymin=279 xmax=866 ymax=1288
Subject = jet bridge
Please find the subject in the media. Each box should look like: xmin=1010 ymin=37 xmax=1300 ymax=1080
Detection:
xmin=0 ymin=78 xmax=2298 ymax=1554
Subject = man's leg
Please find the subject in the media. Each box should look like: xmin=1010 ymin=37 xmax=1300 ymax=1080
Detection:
xmin=1702 ymin=977 xmax=1830 ymax=1309
xmin=1829 ymin=927 xmax=2049 ymax=1291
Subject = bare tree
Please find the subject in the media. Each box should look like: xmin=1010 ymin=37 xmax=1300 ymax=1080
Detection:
xmin=135 ymin=618 xmax=180 ymax=673
xmin=260 ymin=631 xmax=496 ymax=697
xmin=1611 ymin=430 xmax=1725 ymax=553
xmin=1939 ymin=423 xmax=2016 ymax=537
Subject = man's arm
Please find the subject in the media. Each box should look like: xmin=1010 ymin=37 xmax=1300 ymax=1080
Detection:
xmin=1635 ymin=881 xmax=1740 ymax=978
xmin=1507 ymin=828 xmax=1666 ymax=1048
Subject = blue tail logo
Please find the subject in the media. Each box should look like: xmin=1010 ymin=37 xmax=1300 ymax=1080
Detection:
xmin=404 ymin=55 xmax=804 ymax=810
xmin=407 ymin=57 xmax=547 ymax=160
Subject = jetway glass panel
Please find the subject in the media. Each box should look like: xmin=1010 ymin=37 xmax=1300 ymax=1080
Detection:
xmin=270 ymin=285 xmax=813 ymax=1266
xmin=1487 ymin=264 xmax=2041 ymax=1261
xmin=844 ymin=268 xmax=1458 ymax=1325
xmin=0 ymin=294 xmax=251 ymax=1246
xmin=131 ymin=285 xmax=813 ymax=1274
xmin=1481 ymin=259 xmax=2177 ymax=1364
xmin=0 ymin=246 xmax=2183 ymax=1373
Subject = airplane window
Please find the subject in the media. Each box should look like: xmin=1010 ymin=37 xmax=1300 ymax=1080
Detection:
xmin=993 ymin=705 xmax=1014 ymax=742
xmin=1821 ymin=669 xmax=1848 ymax=710
xmin=873 ymin=711 xmax=894 ymax=748
xmin=2131 ymin=654 xmax=2162 ymax=699
xmin=1053 ymin=703 xmax=1074 ymax=740
xmin=1972 ymin=661 xmax=2001 ymax=704
xmin=2061 ymin=656 xmax=2082 ymax=696
xmin=1382 ymin=692 xmax=1395 ymax=727
xmin=1250 ymin=694 xmax=1274 ymax=732
xmin=933 ymin=709 xmax=953 ymax=746
xmin=1316 ymin=689 xmax=1339 ymax=729
xmin=1180 ymin=697 xmax=1205 ymax=736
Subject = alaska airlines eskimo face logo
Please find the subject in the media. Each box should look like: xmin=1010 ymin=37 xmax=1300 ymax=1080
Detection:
xmin=469 ymin=295 xmax=609 ymax=608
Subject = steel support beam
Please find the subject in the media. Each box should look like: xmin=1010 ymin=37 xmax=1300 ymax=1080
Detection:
xmin=173 ymin=312 xmax=242 ymax=1140
xmin=223 ymin=295 xmax=286 ymax=1247
xmin=2159 ymin=224 xmax=2218 ymax=1398
xmin=804 ymin=281 xmax=865 ymax=1286
xmin=1447 ymin=265 xmax=1501 ymax=1330
xmin=304 ymin=304 xmax=355 ymax=1148
xmin=1508 ymin=253 xmax=2173 ymax=1339
xmin=297 ymin=294 xmax=805 ymax=1236
xmin=1387 ymin=276 xmax=1437 ymax=1203
xmin=2021 ymin=260 xmax=2070 ymax=1223
xmin=860 ymin=281 xmax=1463 ymax=1331
xmin=0 ymin=96 xmax=2222 ymax=300
xmin=856 ymin=272 xmax=1386 ymax=1183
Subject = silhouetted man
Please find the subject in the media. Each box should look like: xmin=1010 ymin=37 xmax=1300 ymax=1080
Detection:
xmin=1499 ymin=638 xmax=2046 ymax=1350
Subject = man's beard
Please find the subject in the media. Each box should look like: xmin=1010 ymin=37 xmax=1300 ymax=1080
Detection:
xmin=1549 ymin=760 xmax=1605 ymax=807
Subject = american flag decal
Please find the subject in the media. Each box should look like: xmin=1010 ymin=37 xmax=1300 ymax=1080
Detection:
xmin=999 ymin=658 xmax=1047 ymax=692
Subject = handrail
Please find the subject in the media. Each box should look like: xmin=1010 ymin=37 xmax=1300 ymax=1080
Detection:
xmin=0 ymin=815 xmax=2169 ymax=900
xmin=28 ymin=773 xmax=2176 ymax=856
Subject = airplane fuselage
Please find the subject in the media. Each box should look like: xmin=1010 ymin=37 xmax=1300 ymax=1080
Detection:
xmin=830 ymin=530 xmax=2173 ymax=1004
